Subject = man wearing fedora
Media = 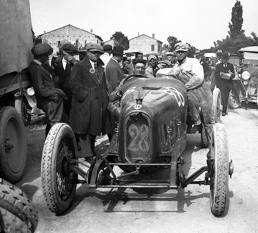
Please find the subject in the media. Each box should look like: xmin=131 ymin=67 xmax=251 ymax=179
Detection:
xmin=214 ymin=52 xmax=235 ymax=116
xmin=51 ymin=42 xmax=78 ymax=118
xmin=29 ymin=43 xmax=68 ymax=136
xmin=69 ymin=43 xmax=112 ymax=159
xmin=168 ymin=42 xmax=213 ymax=136
xmin=105 ymin=45 xmax=124 ymax=94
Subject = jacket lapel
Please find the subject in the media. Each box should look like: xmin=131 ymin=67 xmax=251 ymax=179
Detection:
xmin=83 ymin=57 xmax=100 ymax=86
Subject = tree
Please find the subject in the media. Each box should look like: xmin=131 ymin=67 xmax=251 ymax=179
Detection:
xmin=167 ymin=36 xmax=180 ymax=51
xmin=228 ymin=1 xmax=245 ymax=38
xmin=111 ymin=31 xmax=129 ymax=50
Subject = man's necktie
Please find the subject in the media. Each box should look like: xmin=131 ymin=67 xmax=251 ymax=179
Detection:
xmin=94 ymin=62 xmax=100 ymax=83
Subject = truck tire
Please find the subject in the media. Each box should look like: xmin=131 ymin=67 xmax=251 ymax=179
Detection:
xmin=0 ymin=178 xmax=38 ymax=232
xmin=0 ymin=106 xmax=27 ymax=183
xmin=41 ymin=123 xmax=78 ymax=214
xmin=210 ymin=123 xmax=229 ymax=217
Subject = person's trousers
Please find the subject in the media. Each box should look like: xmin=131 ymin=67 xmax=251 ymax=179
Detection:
xmin=218 ymin=83 xmax=232 ymax=113
xmin=78 ymin=134 xmax=96 ymax=157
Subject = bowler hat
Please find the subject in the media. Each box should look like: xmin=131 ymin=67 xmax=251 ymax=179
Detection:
xmin=62 ymin=43 xmax=78 ymax=54
xmin=174 ymin=42 xmax=189 ymax=52
xmin=112 ymin=45 xmax=124 ymax=56
xmin=86 ymin=43 xmax=103 ymax=53
xmin=103 ymin=44 xmax=112 ymax=51
xmin=31 ymin=43 xmax=53 ymax=56
xmin=222 ymin=52 xmax=230 ymax=60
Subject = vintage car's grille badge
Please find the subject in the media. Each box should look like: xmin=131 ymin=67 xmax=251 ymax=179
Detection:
xmin=125 ymin=113 xmax=151 ymax=163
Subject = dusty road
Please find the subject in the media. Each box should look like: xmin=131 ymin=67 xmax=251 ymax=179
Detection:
xmin=17 ymin=105 xmax=258 ymax=233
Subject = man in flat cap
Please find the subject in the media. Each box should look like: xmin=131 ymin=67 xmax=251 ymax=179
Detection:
xmin=214 ymin=52 xmax=235 ymax=116
xmin=69 ymin=43 xmax=112 ymax=159
xmin=165 ymin=51 xmax=177 ymax=67
xmin=100 ymin=44 xmax=113 ymax=69
xmin=51 ymin=42 xmax=78 ymax=118
xmin=168 ymin=42 xmax=213 ymax=137
xmin=106 ymin=45 xmax=124 ymax=94
xmin=29 ymin=43 xmax=68 ymax=136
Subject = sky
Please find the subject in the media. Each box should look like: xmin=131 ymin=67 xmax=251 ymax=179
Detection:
xmin=29 ymin=0 xmax=258 ymax=50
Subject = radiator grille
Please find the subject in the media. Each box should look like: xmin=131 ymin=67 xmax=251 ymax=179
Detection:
xmin=125 ymin=113 xmax=151 ymax=162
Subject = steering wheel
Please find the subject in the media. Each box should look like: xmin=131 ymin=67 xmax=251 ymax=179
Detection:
xmin=122 ymin=74 xmax=148 ymax=84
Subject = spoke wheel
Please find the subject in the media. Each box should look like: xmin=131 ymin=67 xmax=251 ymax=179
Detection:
xmin=210 ymin=123 xmax=229 ymax=217
xmin=41 ymin=123 xmax=78 ymax=214
xmin=0 ymin=106 xmax=27 ymax=183
xmin=228 ymin=89 xmax=241 ymax=109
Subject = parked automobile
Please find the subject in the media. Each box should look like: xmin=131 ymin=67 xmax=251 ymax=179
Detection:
xmin=228 ymin=46 xmax=258 ymax=108
xmin=41 ymin=75 xmax=233 ymax=217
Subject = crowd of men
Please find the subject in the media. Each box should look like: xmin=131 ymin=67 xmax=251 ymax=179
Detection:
xmin=29 ymin=41 xmax=235 ymax=160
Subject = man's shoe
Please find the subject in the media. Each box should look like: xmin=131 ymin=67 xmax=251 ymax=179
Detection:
xmin=222 ymin=112 xmax=226 ymax=116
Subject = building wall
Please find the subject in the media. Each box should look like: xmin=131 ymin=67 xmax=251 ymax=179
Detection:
xmin=40 ymin=25 xmax=101 ymax=52
xmin=129 ymin=35 xmax=162 ymax=55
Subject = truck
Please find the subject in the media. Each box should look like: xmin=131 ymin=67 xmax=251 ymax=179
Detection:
xmin=0 ymin=0 xmax=34 ymax=183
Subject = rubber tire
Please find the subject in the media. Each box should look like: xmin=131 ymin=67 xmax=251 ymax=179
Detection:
xmin=210 ymin=123 xmax=229 ymax=217
xmin=0 ymin=178 xmax=38 ymax=232
xmin=201 ymin=124 xmax=209 ymax=148
xmin=0 ymin=106 xmax=27 ymax=183
xmin=212 ymin=88 xmax=222 ymax=123
xmin=41 ymin=123 xmax=78 ymax=214
xmin=228 ymin=89 xmax=241 ymax=109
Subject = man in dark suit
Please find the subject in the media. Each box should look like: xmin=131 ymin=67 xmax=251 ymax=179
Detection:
xmin=215 ymin=52 xmax=235 ymax=116
xmin=105 ymin=45 xmax=124 ymax=94
xmin=69 ymin=43 xmax=112 ymax=159
xmin=51 ymin=43 xmax=78 ymax=118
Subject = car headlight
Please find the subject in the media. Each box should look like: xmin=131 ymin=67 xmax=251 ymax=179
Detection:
xmin=242 ymin=71 xmax=250 ymax=80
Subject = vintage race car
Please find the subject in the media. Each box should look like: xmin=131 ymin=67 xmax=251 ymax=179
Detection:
xmin=41 ymin=75 xmax=233 ymax=217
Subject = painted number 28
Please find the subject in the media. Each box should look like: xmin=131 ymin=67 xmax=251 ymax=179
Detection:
xmin=128 ymin=124 xmax=149 ymax=152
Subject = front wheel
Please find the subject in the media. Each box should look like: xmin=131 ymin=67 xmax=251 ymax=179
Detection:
xmin=228 ymin=89 xmax=241 ymax=109
xmin=210 ymin=123 xmax=229 ymax=217
xmin=41 ymin=123 xmax=78 ymax=214
xmin=0 ymin=178 xmax=38 ymax=232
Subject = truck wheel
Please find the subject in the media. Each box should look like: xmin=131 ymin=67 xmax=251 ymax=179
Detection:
xmin=210 ymin=123 xmax=229 ymax=217
xmin=201 ymin=124 xmax=209 ymax=148
xmin=0 ymin=106 xmax=27 ymax=183
xmin=212 ymin=87 xmax=222 ymax=123
xmin=228 ymin=90 xmax=240 ymax=109
xmin=41 ymin=123 xmax=78 ymax=214
xmin=0 ymin=178 xmax=38 ymax=232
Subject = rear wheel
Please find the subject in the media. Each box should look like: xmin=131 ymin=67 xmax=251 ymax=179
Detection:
xmin=0 ymin=106 xmax=27 ymax=183
xmin=0 ymin=178 xmax=38 ymax=232
xmin=210 ymin=123 xmax=229 ymax=217
xmin=41 ymin=123 xmax=78 ymax=214
xmin=228 ymin=89 xmax=241 ymax=109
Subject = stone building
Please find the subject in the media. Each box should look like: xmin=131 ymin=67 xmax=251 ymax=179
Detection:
xmin=38 ymin=24 xmax=103 ymax=52
xmin=125 ymin=34 xmax=163 ymax=55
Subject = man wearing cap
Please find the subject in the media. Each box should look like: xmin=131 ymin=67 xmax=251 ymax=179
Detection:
xmin=165 ymin=51 xmax=177 ymax=67
xmin=214 ymin=52 xmax=235 ymax=116
xmin=168 ymin=42 xmax=213 ymax=135
xmin=100 ymin=44 xmax=112 ymax=69
xmin=29 ymin=43 xmax=68 ymax=136
xmin=105 ymin=45 xmax=125 ymax=94
xmin=69 ymin=43 xmax=112 ymax=159
xmin=210 ymin=50 xmax=223 ymax=91
xmin=145 ymin=54 xmax=159 ymax=77
xmin=51 ymin=42 xmax=78 ymax=118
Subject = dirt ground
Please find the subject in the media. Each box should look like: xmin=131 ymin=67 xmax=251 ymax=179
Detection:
xmin=16 ymin=104 xmax=258 ymax=233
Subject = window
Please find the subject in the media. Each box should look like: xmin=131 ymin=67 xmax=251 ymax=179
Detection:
xmin=151 ymin=44 xmax=154 ymax=51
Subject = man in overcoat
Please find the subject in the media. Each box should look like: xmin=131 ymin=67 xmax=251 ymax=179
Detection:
xmin=29 ymin=43 xmax=68 ymax=137
xmin=69 ymin=43 xmax=112 ymax=158
xmin=214 ymin=52 xmax=235 ymax=116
